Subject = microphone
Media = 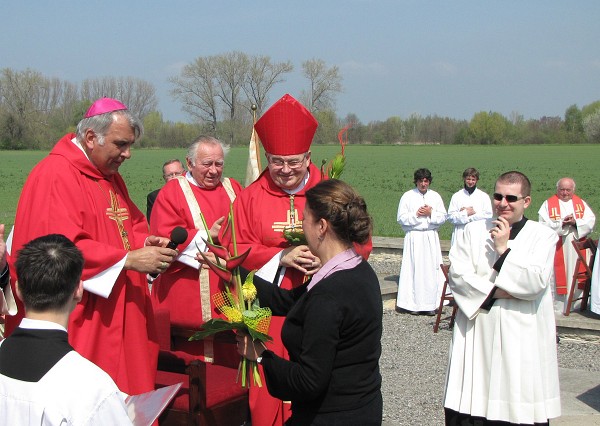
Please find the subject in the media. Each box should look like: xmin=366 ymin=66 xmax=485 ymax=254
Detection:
xmin=166 ymin=226 xmax=188 ymax=250
xmin=150 ymin=226 xmax=188 ymax=278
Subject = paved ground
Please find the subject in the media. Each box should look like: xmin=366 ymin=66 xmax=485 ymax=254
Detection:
xmin=369 ymin=249 xmax=600 ymax=425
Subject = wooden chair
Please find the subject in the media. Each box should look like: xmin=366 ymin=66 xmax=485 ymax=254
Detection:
xmin=564 ymin=238 xmax=597 ymax=316
xmin=154 ymin=308 xmax=249 ymax=426
xmin=433 ymin=264 xmax=458 ymax=333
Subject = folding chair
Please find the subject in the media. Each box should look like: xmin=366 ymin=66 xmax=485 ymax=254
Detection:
xmin=564 ymin=238 xmax=597 ymax=316
xmin=433 ymin=264 xmax=458 ymax=333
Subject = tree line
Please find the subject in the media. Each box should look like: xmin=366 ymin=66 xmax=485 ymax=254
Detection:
xmin=1 ymin=55 xmax=599 ymax=150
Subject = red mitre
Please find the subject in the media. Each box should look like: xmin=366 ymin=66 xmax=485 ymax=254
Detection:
xmin=84 ymin=98 xmax=128 ymax=118
xmin=254 ymin=94 xmax=318 ymax=155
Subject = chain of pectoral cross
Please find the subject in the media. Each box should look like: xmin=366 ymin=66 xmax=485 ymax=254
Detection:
xmin=96 ymin=181 xmax=131 ymax=250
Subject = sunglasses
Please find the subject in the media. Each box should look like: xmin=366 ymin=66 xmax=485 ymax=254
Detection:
xmin=493 ymin=193 xmax=526 ymax=203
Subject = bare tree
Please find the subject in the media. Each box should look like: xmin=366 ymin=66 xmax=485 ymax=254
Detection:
xmin=242 ymin=55 xmax=293 ymax=115
xmin=80 ymin=76 xmax=157 ymax=120
xmin=214 ymin=51 xmax=249 ymax=144
xmin=169 ymin=56 xmax=219 ymax=134
xmin=301 ymin=59 xmax=343 ymax=112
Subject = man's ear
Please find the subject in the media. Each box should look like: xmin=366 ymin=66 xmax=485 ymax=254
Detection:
xmin=73 ymin=280 xmax=84 ymax=303
xmin=83 ymin=129 xmax=97 ymax=150
xmin=15 ymin=280 xmax=22 ymax=301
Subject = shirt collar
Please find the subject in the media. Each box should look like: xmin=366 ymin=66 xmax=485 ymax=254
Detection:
xmin=307 ymin=248 xmax=362 ymax=291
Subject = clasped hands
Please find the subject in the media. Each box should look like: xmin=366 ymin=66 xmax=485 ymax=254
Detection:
xmin=417 ymin=204 xmax=432 ymax=217
xmin=281 ymin=245 xmax=321 ymax=275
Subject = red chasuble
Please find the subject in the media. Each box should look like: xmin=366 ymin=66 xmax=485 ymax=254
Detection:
xmin=149 ymin=177 xmax=242 ymax=357
xmin=230 ymin=163 xmax=371 ymax=426
xmin=547 ymin=194 xmax=587 ymax=294
xmin=6 ymin=134 xmax=158 ymax=395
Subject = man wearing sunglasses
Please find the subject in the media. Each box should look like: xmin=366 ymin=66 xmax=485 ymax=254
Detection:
xmin=444 ymin=171 xmax=560 ymax=425
xmin=538 ymin=177 xmax=596 ymax=314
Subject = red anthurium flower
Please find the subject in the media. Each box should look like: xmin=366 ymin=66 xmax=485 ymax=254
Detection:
xmin=225 ymin=248 xmax=251 ymax=270
xmin=203 ymin=238 xmax=231 ymax=260
xmin=198 ymin=251 xmax=232 ymax=282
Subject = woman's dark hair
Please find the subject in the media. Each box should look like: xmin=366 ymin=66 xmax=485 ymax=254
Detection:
xmin=305 ymin=179 xmax=372 ymax=245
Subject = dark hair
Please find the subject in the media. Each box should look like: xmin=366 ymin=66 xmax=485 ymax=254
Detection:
xmin=15 ymin=234 xmax=84 ymax=311
xmin=413 ymin=168 xmax=433 ymax=184
xmin=305 ymin=179 xmax=372 ymax=245
xmin=462 ymin=167 xmax=480 ymax=180
xmin=496 ymin=171 xmax=531 ymax=197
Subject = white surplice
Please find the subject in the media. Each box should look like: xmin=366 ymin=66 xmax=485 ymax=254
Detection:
xmin=447 ymin=187 xmax=493 ymax=246
xmin=396 ymin=188 xmax=446 ymax=312
xmin=444 ymin=219 xmax=561 ymax=424
xmin=591 ymin=245 xmax=600 ymax=315
xmin=538 ymin=198 xmax=596 ymax=312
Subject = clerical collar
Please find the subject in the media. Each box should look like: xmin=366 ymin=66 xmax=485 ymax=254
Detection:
xmin=464 ymin=184 xmax=476 ymax=195
xmin=20 ymin=318 xmax=67 ymax=332
xmin=186 ymin=171 xmax=220 ymax=189
xmin=283 ymin=171 xmax=310 ymax=195
xmin=509 ymin=216 xmax=528 ymax=240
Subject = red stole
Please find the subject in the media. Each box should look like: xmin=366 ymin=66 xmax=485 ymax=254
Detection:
xmin=548 ymin=194 xmax=586 ymax=294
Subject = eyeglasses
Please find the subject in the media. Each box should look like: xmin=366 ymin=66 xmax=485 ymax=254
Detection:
xmin=493 ymin=193 xmax=526 ymax=203
xmin=268 ymin=154 xmax=307 ymax=169
xmin=164 ymin=171 xmax=185 ymax=179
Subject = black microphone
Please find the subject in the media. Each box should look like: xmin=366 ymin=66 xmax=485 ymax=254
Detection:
xmin=166 ymin=226 xmax=188 ymax=250
xmin=150 ymin=226 xmax=188 ymax=278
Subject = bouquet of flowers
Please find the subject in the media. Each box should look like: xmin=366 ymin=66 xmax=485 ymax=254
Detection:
xmin=190 ymin=204 xmax=272 ymax=387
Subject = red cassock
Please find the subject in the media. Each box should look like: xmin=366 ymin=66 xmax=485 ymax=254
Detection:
xmin=149 ymin=177 xmax=242 ymax=358
xmin=6 ymin=134 xmax=158 ymax=395
xmin=230 ymin=163 xmax=372 ymax=426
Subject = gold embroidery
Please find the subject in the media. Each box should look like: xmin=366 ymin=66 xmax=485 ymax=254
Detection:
xmin=97 ymin=181 xmax=131 ymax=251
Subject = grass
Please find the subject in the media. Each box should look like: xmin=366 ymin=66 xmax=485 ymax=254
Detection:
xmin=1 ymin=144 xmax=599 ymax=241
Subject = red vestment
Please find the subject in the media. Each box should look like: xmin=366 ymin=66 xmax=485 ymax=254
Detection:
xmin=547 ymin=194 xmax=587 ymax=294
xmin=6 ymin=134 xmax=158 ymax=395
xmin=230 ymin=163 xmax=371 ymax=426
xmin=149 ymin=177 xmax=241 ymax=358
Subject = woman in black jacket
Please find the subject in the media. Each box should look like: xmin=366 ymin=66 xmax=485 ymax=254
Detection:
xmin=237 ymin=179 xmax=383 ymax=426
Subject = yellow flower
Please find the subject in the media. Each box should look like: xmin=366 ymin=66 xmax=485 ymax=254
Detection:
xmin=242 ymin=282 xmax=257 ymax=302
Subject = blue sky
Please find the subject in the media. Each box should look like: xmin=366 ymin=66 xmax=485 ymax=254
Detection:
xmin=1 ymin=1 xmax=599 ymax=124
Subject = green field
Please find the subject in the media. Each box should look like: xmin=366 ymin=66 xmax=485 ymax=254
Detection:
xmin=1 ymin=145 xmax=599 ymax=241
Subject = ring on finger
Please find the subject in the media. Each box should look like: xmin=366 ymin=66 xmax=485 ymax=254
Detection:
xmin=161 ymin=261 xmax=168 ymax=269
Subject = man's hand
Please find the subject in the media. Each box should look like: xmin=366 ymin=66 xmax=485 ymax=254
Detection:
xmin=417 ymin=205 xmax=432 ymax=217
xmin=489 ymin=216 xmax=510 ymax=255
xmin=562 ymin=214 xmax=576 ymax=227
xmin=145 ymin=235 xmax=171 ymax=248
xmin=461 ymin=206 xmax=476 ymax=216
xmin=195 ymin=251 xmax=218 ymax=269
xmin=209 ymin=216 xmax=225 ymax=242
xmin=125 ymin=246 xmax=178 ymax=274
xmin=280 ymin=245 xmax=321 ymax=276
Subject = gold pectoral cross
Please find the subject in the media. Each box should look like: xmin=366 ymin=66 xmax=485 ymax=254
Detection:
xmin=272 ymin=195 xmax=302 ymax=233
xmin=106 ymin=189 xmax=131 ymax=250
